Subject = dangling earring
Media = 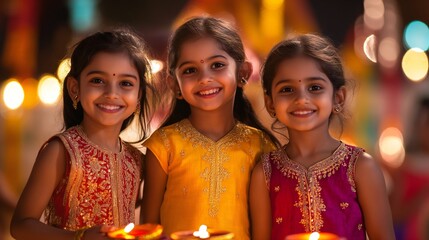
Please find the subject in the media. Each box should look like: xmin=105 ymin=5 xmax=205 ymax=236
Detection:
xmin=333 ymin=105 xmax=342 ymax=113
xmin=240 ymin=77 xmax=248 ymax=85
xmin=72 ymin=95 xmax=78 ymax=110
xmin=135 ymin=102 xmax=141 ymax=116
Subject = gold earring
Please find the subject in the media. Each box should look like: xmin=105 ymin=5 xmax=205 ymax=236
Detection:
xmin=334 ymin=105 xmax=342 ymax=113
xmin=72 ymin=95 xmax=78 ymax=110
xmin=240 ymin=77 xmax=248 ymax=85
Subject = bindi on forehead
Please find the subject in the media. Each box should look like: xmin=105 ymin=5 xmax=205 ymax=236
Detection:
xmin=113 ymin=73 xmax=116 ymax=76
xmin=200 ymin=59 xmax=204 ymax=63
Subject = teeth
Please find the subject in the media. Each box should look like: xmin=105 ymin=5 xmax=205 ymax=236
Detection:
xmin=293 ymin=110 xmax=313 ymax=115
xmin=199 ymin=88 xmax=220 ymax=95
xmin=98 ymin=104 xmax=121 ymax=110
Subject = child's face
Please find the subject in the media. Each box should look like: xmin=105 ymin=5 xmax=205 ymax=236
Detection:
xmin=74 ymin=52 xmax=140 ymax=130
xmin=265 ymin=56 xmax=337 ymax=132
xmin=174 ymin=37 xmax=238 ymax=113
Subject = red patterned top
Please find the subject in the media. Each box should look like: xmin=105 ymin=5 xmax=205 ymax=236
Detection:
xmin=44 ymin=126 xmax=143 ymax=230
xmin=262 ymin=143 xmax=366 ymax=240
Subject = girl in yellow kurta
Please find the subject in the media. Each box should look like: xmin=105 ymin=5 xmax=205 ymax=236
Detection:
xmin=142 ymin=16 xmax=278 ymax=239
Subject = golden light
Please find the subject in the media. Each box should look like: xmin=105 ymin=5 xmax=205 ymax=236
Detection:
xmin=124 ymin=223 xmax=135 ymax=233
xmin=2 ymin=79 xmax=24 ymax=110
xmin=193 ymin=225 xmax=210 ymax=239
xmin=378 ymin=37 xmax=399 ymax=69
xmin=379 ymin=127 xmax=405 ymax=168
xmin=38 ymin=74 xmax=61 ymax=105
xmin=363 ymin=34 xmax=377 ymax=63
xmin=309 ymin=232 xmax=320 ymax=240
xmin=401 ymin=48 xmax=429 ymax=82
xmin=21 ymin=78 xmax=39 ymax=109
xmin=150 ymin=59 xmax=164 ymax=74
xmin=57 ymin=58 xmax=71 ymax=82
xmin=262 ymin=0 xmax=283 ymax=10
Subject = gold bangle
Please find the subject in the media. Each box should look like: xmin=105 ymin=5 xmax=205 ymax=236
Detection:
xmin=74 ymin=228 xmax=88 ymax=240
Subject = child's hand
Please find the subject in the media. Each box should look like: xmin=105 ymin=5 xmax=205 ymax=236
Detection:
xmin=79 ymin=225 xmax=113 ymax=240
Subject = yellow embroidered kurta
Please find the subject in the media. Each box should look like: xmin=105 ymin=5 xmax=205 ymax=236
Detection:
xmin=144 ymin=119 xmax=275 ymax=239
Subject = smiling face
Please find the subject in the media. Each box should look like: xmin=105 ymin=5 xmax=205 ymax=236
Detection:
xmin=68 ymin=52 xmax=140 ymax=131
xmin=174 ymin=37 xmax=238 ymax=114
xmin=265 ymin=56 xmax=342 ymax=132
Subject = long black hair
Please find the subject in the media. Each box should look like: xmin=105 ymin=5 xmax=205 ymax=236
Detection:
xmin=62 ymin=28 xmax=158 ymax=142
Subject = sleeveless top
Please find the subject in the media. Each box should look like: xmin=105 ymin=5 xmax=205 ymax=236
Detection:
xmin=262 ymin=143 xmax=366 ymax=240
xmin=44 ymin=126 xmax=143 ymax=230
xmin=144 ymin=119 xmax=276 ymax=239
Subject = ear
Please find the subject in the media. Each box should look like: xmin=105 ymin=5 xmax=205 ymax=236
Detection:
xmin=238 ymin=61 xmax=253 ymax=88
xmin=67 ymin=77 xmax=79 ymax=101
xmin=167 ymin=75 xmax=183 ymax=100
xmin=334 ymin=86 xmax=347 ymax=108
xmin=264 ymin=93 xmax=276 ymax=118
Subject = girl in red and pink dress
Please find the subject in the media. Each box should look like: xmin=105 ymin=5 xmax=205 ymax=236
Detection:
xmin=11 ymin=28 xmax=158 ymax=240
xmin=249 ymin=34 xmax=395 ymax=240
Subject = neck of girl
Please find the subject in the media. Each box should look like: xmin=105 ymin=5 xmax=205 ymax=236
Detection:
xmin=80 ymin=121 xmax=122 ymax=152
xmin=188 ymin=109 xmax=236 ymax=142
xmin=286 ymin=127 xmax=341 ymax=166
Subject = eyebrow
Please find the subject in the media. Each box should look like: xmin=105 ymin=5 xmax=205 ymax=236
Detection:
xmin=178 ymin=54 xmax=227 ymax=69
xmin=86 ymin=70 xmax=138 ymax=80
xmin=274 ymin=76 xmax=327 ymax=88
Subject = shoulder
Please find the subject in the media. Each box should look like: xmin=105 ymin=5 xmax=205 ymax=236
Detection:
xmin=36 ymin=136 xmax=67 ymax=167
xmin=236 ymin=123 xmax=276 ymax=149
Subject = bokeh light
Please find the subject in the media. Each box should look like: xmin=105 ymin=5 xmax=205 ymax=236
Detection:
xmin=38 ymin=74 xmax=61 ymax=105
xmin=401 ymin=48 xmax=429 ymax=82
xmin=2 ymin=79 xmax=25 ymax=110
xmin=379 ymin=127 xmax=405 ymax=168
xmin=403 ymin=20 xmax=429 ymax=51
xmin=378 ymin=36 xmax=400 ymax=69
xmin=57 ymin=58 xmax=71 ymax=82
xmin=150 ymin=59 xmax=164 ymax=74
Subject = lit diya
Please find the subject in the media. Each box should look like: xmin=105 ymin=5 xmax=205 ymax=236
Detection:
xmin=107 ymin=223 xmax=163 ymax=239
xmin=170 ymin=225 xmax=234 ymax=239
xmin=285 ymin=232 xmax=345 ymax=240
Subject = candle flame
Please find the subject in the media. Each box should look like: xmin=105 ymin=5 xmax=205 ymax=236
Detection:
xmin=124 ymin=223 xmax=135 ymax=233
xmin=193 ymin=225 xmax=210 ymax=239
xmin=309 ymin=232 xmax=320 ymax=240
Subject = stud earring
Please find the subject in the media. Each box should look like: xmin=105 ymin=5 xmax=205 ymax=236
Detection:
xmin=270 ymin=112 xmax=276 ymax=118
xmin=72 ymin=95 xmax=78 ymax=110
xmin=240 ymin=77 xmax=248 ymax=85
xmin=177 ymin=91 xmax=183 ymax=99
xmin=334 ymin=105 xmax=342 ymax=113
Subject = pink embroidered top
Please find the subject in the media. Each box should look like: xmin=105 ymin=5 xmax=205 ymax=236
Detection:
xmin=43 ymin=126 xmax=143 ymax=230
xmin=261 ymin=142 xmax=366 ymax=240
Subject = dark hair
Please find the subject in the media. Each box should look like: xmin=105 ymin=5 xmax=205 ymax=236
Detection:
xmin=62 ymin=28 xmax=158 ymax=142
xmin=164 ymin=16 xmax=279 ymax=146
xmin=262 ymin=33 xmax=345 ymax=96
xmin=261 ymin=33 xmax=347 ymax=135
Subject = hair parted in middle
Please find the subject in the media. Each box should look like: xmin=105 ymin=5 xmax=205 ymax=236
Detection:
xmin=163 ymin=15 xmax=279 ymax=146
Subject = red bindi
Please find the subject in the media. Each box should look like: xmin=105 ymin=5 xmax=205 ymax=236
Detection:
xmin=200 ymin=59 xmax=204 ymax=63
xmin=113 ymin=73 xmax=116 ymax=76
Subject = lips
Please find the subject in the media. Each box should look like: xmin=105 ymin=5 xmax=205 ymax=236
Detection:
xmin=197 ymin=88 xmax=221 ymax=96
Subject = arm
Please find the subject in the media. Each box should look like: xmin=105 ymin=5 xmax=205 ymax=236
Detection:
xmin=355 ymin=152 xmax=395 ymax=240
xmin=249 ymin=161 xmax=271 ymax=240
xmin=141 ymin=149 xmax=167 ymax=224
xmin=10 ymin=139 xmax=75 ymax=239
xmin=10 ymin=139 xmax=111 ymax=240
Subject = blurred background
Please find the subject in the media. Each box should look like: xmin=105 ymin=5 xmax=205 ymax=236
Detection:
xmin=0 ymin=0 xmax=428 ymax=239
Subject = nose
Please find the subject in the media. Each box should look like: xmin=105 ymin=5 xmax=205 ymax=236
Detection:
xmin=104 ymin=83 xmax=119 ymax=99
xmin=198 ymin=69 xmax=213 ymax=84
xmin=294 ymin=88 xmax=309 ymax=104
